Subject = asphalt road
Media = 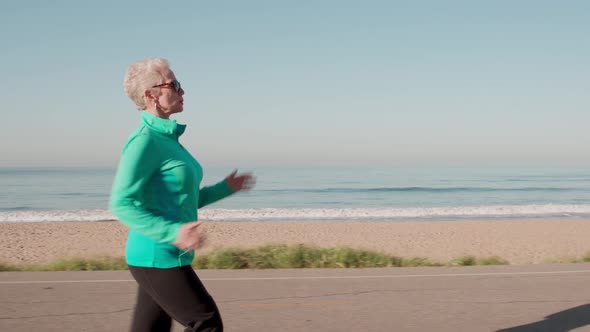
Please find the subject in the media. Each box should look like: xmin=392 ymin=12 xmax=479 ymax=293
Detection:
xmin=2 ymin=264 xmax=590 ymax=331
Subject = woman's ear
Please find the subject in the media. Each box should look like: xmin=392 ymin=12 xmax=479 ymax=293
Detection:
xmin=144 ymin=89 xmax=157 ymax=101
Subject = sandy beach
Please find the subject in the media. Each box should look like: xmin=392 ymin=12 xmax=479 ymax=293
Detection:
xmin=2 ymin=219 xmax=590 ymax=266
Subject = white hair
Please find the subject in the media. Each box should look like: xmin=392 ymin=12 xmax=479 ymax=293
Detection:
xmin=123 ymin=58 xmax=171 ymax=110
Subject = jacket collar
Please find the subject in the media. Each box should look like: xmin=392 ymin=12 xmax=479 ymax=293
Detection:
xmin=141 ymin=111 xmax=186 ymax=137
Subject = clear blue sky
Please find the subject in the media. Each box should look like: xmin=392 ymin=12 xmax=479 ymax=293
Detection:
xmin=1 ymin=0 xmax=588 ymax=168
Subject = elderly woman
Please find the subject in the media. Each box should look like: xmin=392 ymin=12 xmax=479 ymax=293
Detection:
xmin=110 ymin=58 xmax=254 ymax=332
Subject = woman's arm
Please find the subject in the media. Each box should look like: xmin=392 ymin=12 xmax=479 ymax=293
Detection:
xmin=110 ymin=134 xmax=181 ymax=244
xmin=198 ymin=180 xmax=234 ymax=208
xmin=198 ymin=170 xmax=256 ymax=208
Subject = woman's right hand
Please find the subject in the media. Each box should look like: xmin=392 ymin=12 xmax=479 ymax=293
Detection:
xmin=174 ymin=221 xmax=207 ymax=251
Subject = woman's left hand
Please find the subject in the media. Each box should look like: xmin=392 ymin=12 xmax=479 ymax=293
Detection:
xmin=225 ymin=169 xmax=256 ymax=192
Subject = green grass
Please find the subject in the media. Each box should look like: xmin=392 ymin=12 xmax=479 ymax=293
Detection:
xmin=0 ymin=256 xmax=128 ymax=272
xmin=0 ymin=245 xmax=514 ymax=272
xmin=32 ymin=256 xmax=129 ymax=271
xmin=548 ymin=251 xmax=590 ymax=264
xmin=477 ymin=256 xmax=510 ymax=266
xmin=0 ymin=263 xmax=20 ymax=272
xmin=194 ymin=245 xmax=408 ymax=269
xmin=449 ymin=255 xmax=509 ymax=266
xmin=402 ymin=257 xmax=444 ymax=267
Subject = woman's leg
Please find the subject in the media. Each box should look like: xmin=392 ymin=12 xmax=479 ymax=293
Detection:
xmin=128 ymin=265 xmax=223 ymax=332
xmin=130 ymin=285 xmax=172 ymax=332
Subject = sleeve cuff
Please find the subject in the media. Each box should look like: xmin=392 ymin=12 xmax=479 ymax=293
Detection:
xmin=221 ymin=179 xmax=235 ymax=195
xmin=165 ymin=222 xmax=183 ymax=245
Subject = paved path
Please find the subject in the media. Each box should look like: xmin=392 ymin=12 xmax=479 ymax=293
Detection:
xmin=2 ymin=264 xmax=590 ymax=331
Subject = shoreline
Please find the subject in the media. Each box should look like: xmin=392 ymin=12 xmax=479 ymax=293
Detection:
xmin=2 ymin=219 xmax=590 ymax=266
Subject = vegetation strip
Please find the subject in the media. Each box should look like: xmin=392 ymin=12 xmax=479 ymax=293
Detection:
xmin=10 ymin=244 xmax=590 ymax=272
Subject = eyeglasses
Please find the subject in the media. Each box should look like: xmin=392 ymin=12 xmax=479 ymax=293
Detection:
xmin=152 ymin=80 xmax=182 ymax=93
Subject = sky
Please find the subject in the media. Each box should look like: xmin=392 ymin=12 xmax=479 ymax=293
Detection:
xmin=1 ymin=0 xmax=589 ymax=168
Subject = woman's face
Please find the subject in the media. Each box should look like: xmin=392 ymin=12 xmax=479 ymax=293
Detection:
xmin=153 ymin=69 xmax=185 ymax=118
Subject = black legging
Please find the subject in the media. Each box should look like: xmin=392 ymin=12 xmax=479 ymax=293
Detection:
xmin=128 ymin=265 xmax=223 ymax=332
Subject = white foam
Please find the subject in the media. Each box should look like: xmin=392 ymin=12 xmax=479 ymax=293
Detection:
xmin=2 ymin=204 xmax=590 ymax=222
xmin=0 ymin=209 xmax=116 ymax=223
xmin=199 ymin=204 xmax=590 ymax=221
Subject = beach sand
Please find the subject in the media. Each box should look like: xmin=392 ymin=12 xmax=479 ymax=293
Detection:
xmin=1 ymin=219 xmax=589 ymax=265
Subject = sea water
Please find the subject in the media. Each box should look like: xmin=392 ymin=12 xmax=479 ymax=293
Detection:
xmin=1 ymin=166 xmax=589 ymax=222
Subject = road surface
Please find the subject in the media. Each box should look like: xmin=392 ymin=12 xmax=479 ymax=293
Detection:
xmin=2 ymin=264 xmax=590 ymax=331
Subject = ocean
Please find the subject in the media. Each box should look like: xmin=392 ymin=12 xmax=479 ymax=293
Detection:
xmin=1 ymin=166 xmax=589 ymax=222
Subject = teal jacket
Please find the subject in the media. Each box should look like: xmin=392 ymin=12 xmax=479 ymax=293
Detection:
xmin=110 ymin=111 xmax=233 ymax=268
